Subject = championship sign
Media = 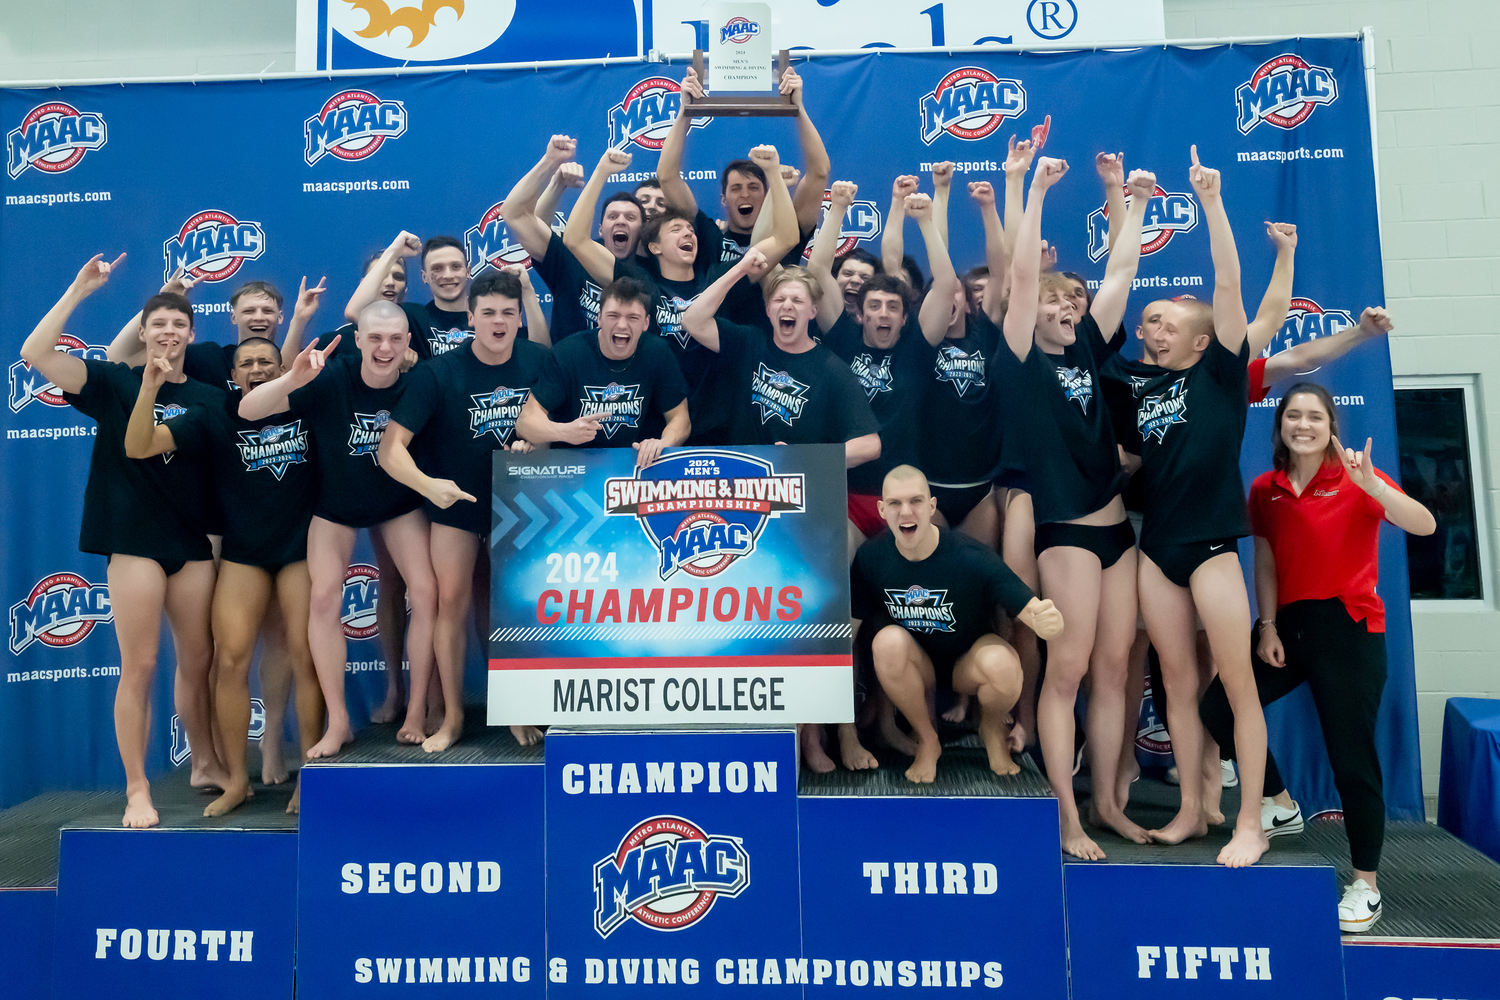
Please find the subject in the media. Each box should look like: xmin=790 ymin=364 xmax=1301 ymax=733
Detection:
xmin=488 ymin=445 xmax=853 ymax=725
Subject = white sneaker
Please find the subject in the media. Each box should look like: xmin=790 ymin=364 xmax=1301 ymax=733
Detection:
xmin=1338 ymin=879 xmax=1382 ymax=933
xmin=1221 ymin=759 xmax=1239 ymax=787
xmin=1261 ymin=797 xmax=1303 ymax=837
xmin=1164 ymin=765 xmax=1180 ymax=785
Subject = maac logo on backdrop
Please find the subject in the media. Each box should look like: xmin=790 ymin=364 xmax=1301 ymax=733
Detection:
xmin=801 ymin=192 xmax=882 ymax=262
xmin=918 ymin=67 xmax=1025 ymax=146
xmin=1086 ymin=185 xmax=1198 ymax=262
xmin=720 ymin=16 xmax=759 ymax=44
xmin=608 ymin=77 xmax=709 ymax=151
xmin=593 ymin=815 xmax=750 ymax=938
xmin=1235 ymin=53 xmax=1338 ymax=135
xmin=9 ymin=572 xmax=112 ymax=655
xmin=163 ymin=210 xmax=266 ymax=284
xmin=8 ymin=334 xmax=108 ymax=413
xmin=304 ymin=89 xmax=408 ymax=165
xmin=342 ymin=563 xmax=381 ymax=640
xmin=464 ymin=202 xmax=532 ymax=276
xmin=604 ymin=449 xmax=805 ymax=579
xmin=6 ymin=102 xmax=107 ymax=180
xmin=1270 ymin=297 xmax=1356 ymax=356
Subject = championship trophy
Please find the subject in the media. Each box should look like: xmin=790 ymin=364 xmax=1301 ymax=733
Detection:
xmin=691 ymin=2 xmax=797 ymax=117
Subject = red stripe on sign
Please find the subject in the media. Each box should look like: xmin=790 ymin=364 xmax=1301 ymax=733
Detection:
xmin=488 ymin=655 xmax=851 ymax=671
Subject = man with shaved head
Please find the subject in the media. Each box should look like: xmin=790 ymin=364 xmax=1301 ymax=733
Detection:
xmin=240 ymin=298 xmax=441 ymax=759
xmin=851 ymin=465 xmax=1064 ymax=783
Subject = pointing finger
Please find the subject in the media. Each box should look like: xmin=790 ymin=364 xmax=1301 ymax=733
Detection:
xmin=1190 ymin=144 xmax=1201 ymax=168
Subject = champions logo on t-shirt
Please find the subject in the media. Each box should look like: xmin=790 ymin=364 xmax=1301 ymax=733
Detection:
xmin=236 ymin=419 xmax=309 ymax=480
xmin=1086 ymin=185 xmax=1199 ymax=262
xmin=302 ymin=90 xmax=407 ymax=166
xmin=153 ymin=402 xmax=188 ymax=464
xmin=750 ymin=363 xmax=810 ymax=426
xmin=604 ymin=449 xmax=805 ymax=579
xmin=7 ymin=334 xmax=107 ymax=413
xmin=162 ymin=209 xmax=267 ymax=284
xmin=607 ymin=77 xmax=709 ymax=151
xmin=918 ymin=67 xmax=1026 ymax=146
xmin=850 ymin=352 xmax=894 ymax=399
xmin=593 ymin=815 xmax=750 ymax=937
xmin=581 ymin=383 xmax=644 ymax=439
xmin=348 ymin=409 xmax=390 ymax=461
xmin=882 ymin=584 xmax=957 ymax=634
xmin=1235 ymin=53 xmax=1338 ymax=135
xmin=1138 ymin=381 xmax=1188 ymax=444
xmin=656 ymin=295 xmax=698 ymax=349
xmin=1056 ymin=366 xmax=1094 ymax=413
xmin=470 ymin=386 xmax=527 ymax=443
xmin=6 ymin=102 xmax=107 ymax=180
xmin=934 ymin=344 xmax=986 ymax=397
xmin=8 ymin=572 xmax=112 ymax=655
xmin=425 ymin=325 xmax=473 ymax=356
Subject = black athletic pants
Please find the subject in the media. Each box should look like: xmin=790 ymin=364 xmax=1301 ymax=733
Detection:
xmin=1199 ymin=598 xmax=1388 ymax=872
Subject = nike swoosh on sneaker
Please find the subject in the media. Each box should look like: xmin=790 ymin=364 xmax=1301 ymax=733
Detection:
xmin=1271 ymin=813 xmax=1300 ymax=827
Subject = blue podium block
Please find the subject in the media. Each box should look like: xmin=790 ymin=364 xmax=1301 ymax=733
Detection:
xmin=0 ymin=888 xmax=55 ymax=1000
xmin=799 ymin=795 xmax=1068 ymax=997
xmin=296 ymin=759 xmax=546 ymax=996
xmin=544 ymin=727 xmax=801 ymax=995
xmin=50 ymin=828 xmax=296 ymax=998
xmin=1065 ymin=862 xmax=1345 ymax=999
xmin=1344 ymin=939 xmax=1500 ymax=1000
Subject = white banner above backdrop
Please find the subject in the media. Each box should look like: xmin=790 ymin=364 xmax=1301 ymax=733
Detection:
xmin=296 ymin=0 xmax=1165 ymax=72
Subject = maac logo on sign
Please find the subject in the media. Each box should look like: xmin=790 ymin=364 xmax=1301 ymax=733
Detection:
xmin=342 ymin=563 xmax=381 ymax=640
xmin=6 ymin=102 xmax=107 ymax=180
xmin=608 ymin=77 xmax=709 ymax=151
xmin=918 ymin=68 xmax=1025 ymax=146
xmin=304 ymin=90 xmax=407 ymax=165
xmin=1086 ymin=185 xmax=1198 ymax=262
xmin=9 ymin=572 xmax=112 ymax=655
xmin=1236 ymin=53 xmax=1338 ymax=135
xmin=8 ymin=334 xmax=107 ymax=413
xmin=163 ymin=210 xmax=266 ymax=284
xmin=802 ymin=192 xmax=882 ymax=262
xmin=1270 ymin=297 xmax=1356 ymax=356
xmin=604 ymin=449 xmax=805 ymax=580
xmin=593 ymin=815 xmax=750 ymax=938
xmin=720 ymin=16 xmax=759 ymax=44
xmin=464 ymin=202 xmax=532 ymax=276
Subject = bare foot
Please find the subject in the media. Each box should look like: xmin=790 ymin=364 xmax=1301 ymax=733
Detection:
xmin=1062 ymin=826 xmax=1107 ymax=861
xmin=396 ymin=720 xmax=425 ymax=745
xmin=1007 ymin=718 xmax=1027 ymax=754
xmin=260 ymin=740 xmax=289 ymax=786
xmin=369 ymin=687 xmax=404 ymax=725
xmin=1093 ymin=804 xmax=1152 ymax=845
xmin=190 ymin=757 xmax=232 ymax=792
xmin=879 ymin=712 xmax=919 ymax=756
xmin=980 ymin=726 xmax=1021 ymax=777
xmin=423 ymin=724 xmax=462 ymax=754
xmin=122 ymin=789 xmax=159 ymax=829
xmin=801 ymin=725 xmax=836 ymax=773
xmin=1116 ymin=757 xmax=1140 ymax=810
xmin=837 ymin=723 xmax=878 ymax=770
xmin=941 ymin=695 xmax=970 ymax=724
xmin=424 ymin=706 xmax=444 ymax=737
xmin=204 ymin=782 xmax=251 ymax=818
xmin=307 ymin=723 xmax=353 ymax=759
xmin=904 ymin=734 xmax=940 ymax=783
xmin=1204 ymin=805 xmax=1226 ymax=826
xmin=1218 ymin=824 xmax=1270 ymax=868
xmin=510 ymin=725 xmax=543 ymax=747
xmin=286 ymin=774 xmax=301 ymax=815
xmin=1148 ymin=810 xmax=1210 ymax=845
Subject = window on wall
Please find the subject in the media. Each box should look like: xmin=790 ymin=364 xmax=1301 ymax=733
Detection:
xmin=1393 ymin=379 xmax=1487 ymax=603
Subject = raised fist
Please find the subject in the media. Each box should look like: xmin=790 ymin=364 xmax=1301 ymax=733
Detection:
xmin=829 ymin=180 xmax=858 ymax=207
xmin=967 ymin=180 xmax=995 ymax=207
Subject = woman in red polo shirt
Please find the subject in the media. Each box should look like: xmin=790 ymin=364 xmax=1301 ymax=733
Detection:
xmin=1199 ymin=382 xmax=1434 ymax=933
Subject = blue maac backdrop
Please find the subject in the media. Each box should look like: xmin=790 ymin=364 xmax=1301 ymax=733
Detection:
xmin=0 ymin=38 xmax=1421 ymax=819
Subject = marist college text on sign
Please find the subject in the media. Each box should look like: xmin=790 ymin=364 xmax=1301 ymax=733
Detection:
xmin=489 ymin=445 xmax=853 ymax=725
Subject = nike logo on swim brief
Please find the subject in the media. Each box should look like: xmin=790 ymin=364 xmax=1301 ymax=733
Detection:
xmin=1209 ymin=543 xmax=1224 ymax=551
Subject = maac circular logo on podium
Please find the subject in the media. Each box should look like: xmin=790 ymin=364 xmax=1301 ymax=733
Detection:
xmin=593 ymin=815 xmax=750 ymax=937
xmin=342 ymin=563 xmax=381 ymax=639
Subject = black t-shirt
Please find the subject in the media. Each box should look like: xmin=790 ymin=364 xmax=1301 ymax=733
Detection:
xmin=822 ymin=312 xmax=936 ymax=495
xmin=533 ymin=232 xmax=601 ymax=341
xmin=991 ymin=311 xmax=1128 ymax=525
xmin=720 ymin=220 xmax=815 ymax=268
xmin=403 ymin=300 xmax=473 ymax=360
xmin=391 ymin=339 xmax=549 ymax=534
xmin=1134 ymin=337 xmax=1252 ymax=547
xmin=314 ymin=322 xmax=357 ymax=365
xmin=529 ymin=331 xmax=688 ymax=449
xmin=63 ymin=360 xmax=226 ymax=563
xmin=1100 ymin=353 xmax=1166 ymax=514
xmin=168 ymin=396 xmax=316 ymax=568
xmin=922 ymin=313 xmax=1002 ymax=486
xmin=851 ymin=527 xmax=1035 ymax=668
xmin=715 ymin=320 xmax=880 ymax=448
xmin=287 ymin=363 xmax=421 ymax=528
xmin=182 ymin=341 xmax=239 ymax=392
